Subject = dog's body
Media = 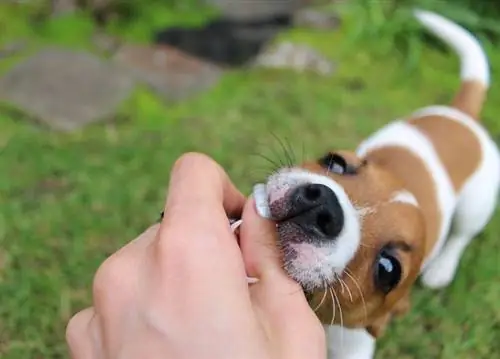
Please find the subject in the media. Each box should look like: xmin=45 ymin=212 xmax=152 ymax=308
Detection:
xmin=254 ymin=10 xmax=500 ymax=359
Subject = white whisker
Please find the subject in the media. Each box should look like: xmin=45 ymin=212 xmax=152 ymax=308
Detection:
xmin=344 ymin=269 xmax=368 ymax=322
xmin=337 ymin=274 xmax=345 ymax=295
xmin=340 ymin=278 xmax=353 ymax=303
xmin=332 ymin=287 xmax=344 ymax=353
xmin=328 ymin=286 xmax=336 ymax=326
xmin=313 ymin=285 xmax=328 ymax=312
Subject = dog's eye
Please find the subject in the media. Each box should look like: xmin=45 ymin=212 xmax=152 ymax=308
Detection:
xmin=374 ymin=249 xmax=402 ymax=294
xmin=318 ymin=152 xmax=349 ymax=174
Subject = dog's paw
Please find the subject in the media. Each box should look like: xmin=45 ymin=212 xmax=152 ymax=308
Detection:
xmin=420 ymin=256 xmax=458 ymax=289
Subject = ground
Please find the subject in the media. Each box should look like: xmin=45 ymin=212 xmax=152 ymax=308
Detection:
xmin=0 ymin=3 xmax=499 ymax=359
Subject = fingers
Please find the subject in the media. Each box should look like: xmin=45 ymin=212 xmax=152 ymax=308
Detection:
xmin=92 ymin=224 xmax=160 ymax=314
xmin=162 ymin=152 xmax=245 ymax=231
xmin=66 ymin=307 xmax=100 ymax=359
xmin=154 ymin=152 xmax=250 ymax=292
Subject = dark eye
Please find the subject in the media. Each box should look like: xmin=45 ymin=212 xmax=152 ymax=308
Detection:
xmin=374 ymin=249 xmax=402 ymax=294
xmin=318 ymin=152 xmax=349 ymax=174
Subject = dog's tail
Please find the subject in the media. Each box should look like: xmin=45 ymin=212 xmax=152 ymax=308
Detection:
xmin=414 ymin=9 xmax=490 ymax=119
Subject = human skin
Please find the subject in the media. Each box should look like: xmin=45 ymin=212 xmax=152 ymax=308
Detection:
xmin=66 ymin=152 xmax=326 ymax=359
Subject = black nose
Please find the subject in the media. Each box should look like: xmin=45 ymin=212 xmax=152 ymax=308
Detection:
xmin=287 ymin=183 xmax=344 ymax=238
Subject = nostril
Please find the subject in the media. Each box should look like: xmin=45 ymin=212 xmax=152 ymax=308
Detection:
xmin=316 ymin=210 xmax=333 ymax=235
xmin=304 ymin=184 xmax=322 ymax=201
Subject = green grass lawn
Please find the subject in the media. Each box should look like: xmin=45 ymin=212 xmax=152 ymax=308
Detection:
xmin=0 ymin=3 xmax=499 ymax=358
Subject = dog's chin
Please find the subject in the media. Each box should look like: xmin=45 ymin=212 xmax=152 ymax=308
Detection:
xmin=277 ymin=222 xmax=338 ymax=291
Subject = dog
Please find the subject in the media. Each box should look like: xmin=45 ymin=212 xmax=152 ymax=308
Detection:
xmin=253 ymin=9 xmax=500 ymax=359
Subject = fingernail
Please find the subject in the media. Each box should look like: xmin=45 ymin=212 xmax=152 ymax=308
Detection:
xmin=252 ymin=184 xmax=272 ymax=219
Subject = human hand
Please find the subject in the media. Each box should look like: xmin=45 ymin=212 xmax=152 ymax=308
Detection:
xmin=66 ymin=152 xmax=325 ymax=359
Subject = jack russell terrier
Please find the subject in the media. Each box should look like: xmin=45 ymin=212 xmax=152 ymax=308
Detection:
xmin=252 ymin=9 xmax=500 ymax=359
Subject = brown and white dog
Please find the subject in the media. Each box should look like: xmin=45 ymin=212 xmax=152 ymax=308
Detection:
xmin=253 ymin=9 xmax=500 ymax=359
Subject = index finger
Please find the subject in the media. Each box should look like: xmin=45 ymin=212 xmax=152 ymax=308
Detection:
xmin=154 ymin=152 xmax=250 ymax=291
xmin=161 ymin=152 xmax=245 ymax=233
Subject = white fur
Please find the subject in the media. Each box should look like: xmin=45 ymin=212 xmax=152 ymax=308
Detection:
xmin=253 ymin=10 xmax=497 ymax=359
xmin=412 ymin=106 xmax=500 ymax=288
xmin=356 ymin=121 xmax=457 ymax=270
xmin=414 ymin=9 xmax=490 ymax=86
xmin=390 ymin=190 xmax=419 ymax=207
xmin=264 ymin=168 xmax=361 ymax=288
xmin=326 ymin=325 xmax=375 ymax=359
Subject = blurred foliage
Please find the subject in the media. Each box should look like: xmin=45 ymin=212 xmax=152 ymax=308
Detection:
xmin=333 ymin=0 xmax=500 ymax=69
xmin=0 ymin=1 xmax=499 ymax=358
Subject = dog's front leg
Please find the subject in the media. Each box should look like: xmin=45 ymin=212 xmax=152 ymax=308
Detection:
xmin=325 ymin=325 xmax=376 ymax=359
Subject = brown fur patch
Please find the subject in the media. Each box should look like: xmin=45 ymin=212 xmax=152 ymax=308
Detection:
xmin=363 ymin=146 xmax=441 ymax=260
xmin=452 ymin=80 xmax=486 ymax=119
xmin=301 ymin=157 xmax=425 ymax=335
xmin=409 ymin=114 xmax=481 ymax=193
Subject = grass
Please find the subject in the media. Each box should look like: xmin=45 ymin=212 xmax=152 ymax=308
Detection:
xmin=0 ymin=2 xmax=499 ymax=358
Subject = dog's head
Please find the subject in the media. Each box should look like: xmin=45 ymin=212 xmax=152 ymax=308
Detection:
xmin=256 ymin=150 xmax=426 ymax=336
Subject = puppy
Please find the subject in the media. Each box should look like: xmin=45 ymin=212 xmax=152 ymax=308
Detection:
xmin=253 ymin=9 xmax=500 ymax=359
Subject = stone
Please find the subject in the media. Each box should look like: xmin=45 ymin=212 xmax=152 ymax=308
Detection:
xmin=293 ymin=8 xmax=341 ymax=30
xmin=0 ymin=48 xmax=136 ymax=131
xmin=51 ymin=0 xmax=78 ymax=16
xmin=51 ymin=0 xmax=113 ymax=15
xmin=0 ymin=40 xmax=26 ymax=60
xmin=92 ymin=32 xmax=122 ymax=56
xmin=205 ymin=0 xmax=304 ymax=21
xmin=254 ymin=41 xmax=335 ymax=75
xmin=114 ymin=44 xmax=222 ymax=102
xmin=154 ymin=13 xmax=292 ymax=67
xmin=86 ymin=0 xmax=113 ymax=11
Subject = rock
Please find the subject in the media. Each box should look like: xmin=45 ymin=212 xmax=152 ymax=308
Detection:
xmin=0 ymin=40 xmax=27 ymax=60
xmin=51 ymin=0 xmax=112 ymax=15
xmin=293 ymin=8 xmax=341 ymax=30
xmin=0 ymin=48 xmax=136 ymax=131
xmin=86 ymin=0 xmax=113 ymax=11
xmin=92 ymin=32 xmax=122 ymax=56
xmin=205 ymin=0 xmax=304 ymax=21
xmin=51 ymin=0 xmax=78 ymax=16
xmin=154 ymin=16 xmax=289 ymax=67
xmin=114 ymin=44 xmax=222 ymax=102
xmin=254 ymin=41 xmax=335 ymax=75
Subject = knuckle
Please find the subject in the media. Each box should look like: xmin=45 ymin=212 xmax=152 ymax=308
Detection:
xmin=65 ymin=308 xmax=92 ymax=348
xmin=65 ymin=313 xmax=79 ymax=344
xmin=172 ymin=152 xmax=216 ymax=173
xmin=92 ymin=253 xmax=129 ymax=300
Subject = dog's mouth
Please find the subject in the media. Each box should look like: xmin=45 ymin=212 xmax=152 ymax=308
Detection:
xmin=253 ymin=168 xmax=362 ymax=290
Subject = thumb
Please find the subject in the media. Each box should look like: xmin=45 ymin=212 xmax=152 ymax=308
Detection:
xmin=239 ymin=197 xmax=299 ymax=289
xmin=239 ymin=197 xmax=281 ymax=280
xmin=239 ymin=198 xmax=325 ymax=358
